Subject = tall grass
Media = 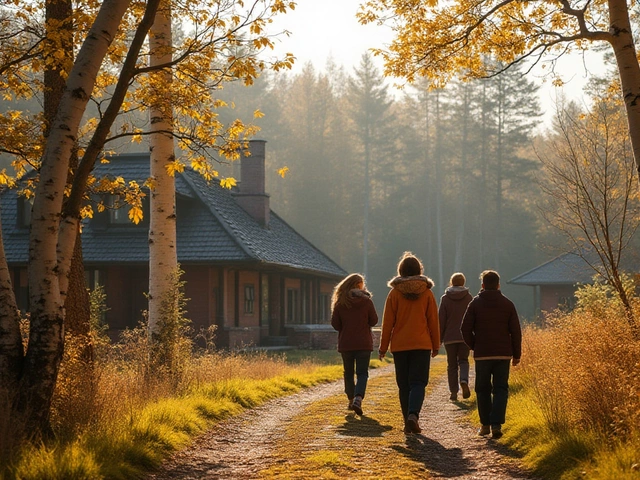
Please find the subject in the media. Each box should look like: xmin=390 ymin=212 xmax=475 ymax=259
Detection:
xmin=0 ymin=311 xmax=353 ymax=480
xmin=506 ymin=282 xmax=640 ymax=479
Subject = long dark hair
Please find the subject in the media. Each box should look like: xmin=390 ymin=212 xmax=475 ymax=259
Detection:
xmin=397 ymin=251 xmax=423 ymax=277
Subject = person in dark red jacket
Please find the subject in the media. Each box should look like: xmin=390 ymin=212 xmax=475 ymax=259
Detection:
xmin=461 ymin=270 xmax=522 ymax=439
xmin=331 ymin=273 xmax=379 ymax=416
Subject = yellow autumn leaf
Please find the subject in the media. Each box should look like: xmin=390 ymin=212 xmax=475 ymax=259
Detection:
xmin=129 ymin=206 xmax=144 ymax=224
xmin=80 ymin=205 xmax=94 ymax=219
xmin=220 ymin=177 xmax=237 ymax=189
xmin=166 ymin=161 xmax=185 ymax=177
xmin=277 ymin=166 xmax=289 ymax=178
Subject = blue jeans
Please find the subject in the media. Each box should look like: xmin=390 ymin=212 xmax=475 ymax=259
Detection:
xmin=392 ymin=349 xmax=431 ymax=419
xmin=341 ymin=350 xmax=371 ymax=399
xmin=475 ymin=359 xmax=511 ymax=427
xmin=445 ymin=342 xmax=470 ymax=393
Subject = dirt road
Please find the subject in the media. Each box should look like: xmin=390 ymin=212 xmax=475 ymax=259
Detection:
xmin=148 ymin=360 xmax=537 ymax=479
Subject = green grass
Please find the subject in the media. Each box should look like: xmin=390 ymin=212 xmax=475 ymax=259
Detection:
xmin=273 ymin=348 xmax=343 ymax=365
xmin=4 ymin=356 xmax=350 ymax=480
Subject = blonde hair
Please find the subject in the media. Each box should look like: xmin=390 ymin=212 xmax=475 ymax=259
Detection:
xmin=450 ymin=272 xmax=466 ymax=287
xmin=331 ymin=273 xmax=366 ymax=310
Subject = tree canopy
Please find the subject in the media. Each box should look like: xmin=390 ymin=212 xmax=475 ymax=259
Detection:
xmin=357 ymin=0 xmax=640 ymax=176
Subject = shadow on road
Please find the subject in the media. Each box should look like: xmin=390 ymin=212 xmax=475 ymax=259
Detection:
xmin=336 ymin=414 xmax=394 ymax=438
xmin=393 ymin=434 xmax=473 ymax=477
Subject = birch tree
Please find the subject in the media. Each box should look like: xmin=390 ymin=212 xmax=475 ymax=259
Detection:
xmin=357 ymin=0 xmax=640 ymax=180
xmin=0 ymin=0 xmax=295 ymax=441
xmin=147 ymin=0 xmax=177 ymax=338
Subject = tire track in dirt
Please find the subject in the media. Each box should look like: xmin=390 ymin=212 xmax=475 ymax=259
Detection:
xmin=147 ymin=362 xmax=538 ymax=479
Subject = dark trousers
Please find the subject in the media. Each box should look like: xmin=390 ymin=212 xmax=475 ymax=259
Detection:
xmin=475 ymin=359 xmax=511 ymax=427
xmin=445 ymin=342 xmax=470 ymax=393
xmin=341 ymin=350 xmax=371 ymax=399
xmin=392 ymin=349 xmax=431 ymax=419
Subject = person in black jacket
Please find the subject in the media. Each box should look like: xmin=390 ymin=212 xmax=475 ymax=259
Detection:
xmin=331 ymin=273 xmax=379 ymax=415
xmin=461 ymin=270 xmax=522 ymax=439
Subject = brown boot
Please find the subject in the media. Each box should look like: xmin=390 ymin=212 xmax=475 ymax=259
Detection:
xmin=352 ymin=395 xmax=363 ymax=415
xmin=460 ymin=382 xmax=471 ymax=399
xmin=405 ymin=413 xmax=422 ymax=434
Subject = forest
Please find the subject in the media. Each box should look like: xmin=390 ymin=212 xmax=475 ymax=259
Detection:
xmin=197 ymin=54 xmax=622 ymax=318
xmin=2 ymin=50 xmax=638 ymax=319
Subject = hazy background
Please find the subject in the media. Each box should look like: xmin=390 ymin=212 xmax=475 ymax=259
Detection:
xmin=0 ymin=0 xmax=616 ymax=320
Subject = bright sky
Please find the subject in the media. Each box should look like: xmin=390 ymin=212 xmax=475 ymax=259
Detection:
xmin=269 ymin=0 xmax=611 ymax=128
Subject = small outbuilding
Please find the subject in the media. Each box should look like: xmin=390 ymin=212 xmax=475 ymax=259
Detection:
xmin=508 ymin=250 xmax=639 ymax=317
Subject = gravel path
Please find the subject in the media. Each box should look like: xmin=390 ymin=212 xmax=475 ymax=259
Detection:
xmin=147 ymin=365 xmax=538 ymax=479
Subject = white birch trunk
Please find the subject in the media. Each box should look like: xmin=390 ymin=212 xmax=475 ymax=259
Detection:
xmin=608 ymin=0 xmax=640 ymax=178
xmin=19 ymin=0 xmax=131 ymax=434
xmin=147 ymin=1 xmax=176 ymax=337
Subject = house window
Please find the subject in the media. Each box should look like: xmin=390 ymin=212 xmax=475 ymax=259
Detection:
xmin=107 ymin=195 xmax=131 ymax=224
xmin=260 ymin=275 xmax=269 ymax=326
xmin=84 ymin=269 xmax=104 ymax=290
xmin=13 ymin=268 xmax=29 ymax=313
xmin=18 ymin=196 xmax=34 ymax=228
xmin=301 ymin=283 xmax=308 ymax=324
xmin=318 ymin=293 xmax=330 ymax=323
xmin=244 ymin=284 xmax=255 ymax=314
xmin=287 ymin=288 xmax=298 ymax=323
xmin=85 ymin=269 xmax=107 ymax=323
xmin=558 ymin=295 xmax=576 ymax=312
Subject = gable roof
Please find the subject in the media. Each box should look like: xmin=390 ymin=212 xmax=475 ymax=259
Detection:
xmin=508 ymin=250 xmax=640 ymax=286
xmin=508 ymin=252 xmax=595 ymax=286
xmin=1 ymin=153 xmax=346 ymax=279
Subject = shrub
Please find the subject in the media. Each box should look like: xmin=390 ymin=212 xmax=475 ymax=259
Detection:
xmin=522 ymin=285 xmax=640 ymax=442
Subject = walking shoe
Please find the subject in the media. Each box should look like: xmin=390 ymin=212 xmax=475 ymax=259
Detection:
xmin=491 ymin=425 xmax=503 ymax=439
xmin=348 ymin=398 xmax=354 ymax=411
xmin=460 ymin=382 xmax=471 ymax=399
xmin=478 ymin=425 xmax=491 ymax=436
xmin=449 ymin=392 xmax=457 ymax=401
xmin=405 ymin=413 xmax=422 ymax=434
xmin=352 ymin=395 xmax=363 ymax=415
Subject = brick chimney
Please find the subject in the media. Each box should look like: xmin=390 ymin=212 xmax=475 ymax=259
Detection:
xmin=233 ymin=140 xmax=270 ymax=227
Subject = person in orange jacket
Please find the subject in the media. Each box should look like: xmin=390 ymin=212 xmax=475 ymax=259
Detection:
xmin=378 ymin=252 xmax=440 ymax=434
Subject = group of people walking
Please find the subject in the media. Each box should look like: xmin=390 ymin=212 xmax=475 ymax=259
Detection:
xmin=330 ymin=251 xmax=522 ymax=439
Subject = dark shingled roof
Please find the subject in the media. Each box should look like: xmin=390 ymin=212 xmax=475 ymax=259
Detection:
xmin=508 ymin=250 xmax=640 ymax=286
xmin=1 ymin=153 xmax=346 ymax=279
xmin=508 ymin=253 xmax=595 ymax=286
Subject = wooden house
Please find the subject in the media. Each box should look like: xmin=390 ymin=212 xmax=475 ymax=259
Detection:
xmin=1 ymin=141 xmax=346 ymax=349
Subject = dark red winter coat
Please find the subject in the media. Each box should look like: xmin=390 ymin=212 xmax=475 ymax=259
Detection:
xmin=331 ymin=290 xmax=379 ymax=352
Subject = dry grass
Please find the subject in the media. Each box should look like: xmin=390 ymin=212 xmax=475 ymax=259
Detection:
xmin=1 ymin=329 xmax=348 ymax=480
xmin=505 ymin=287 xmax=640 ymax=479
